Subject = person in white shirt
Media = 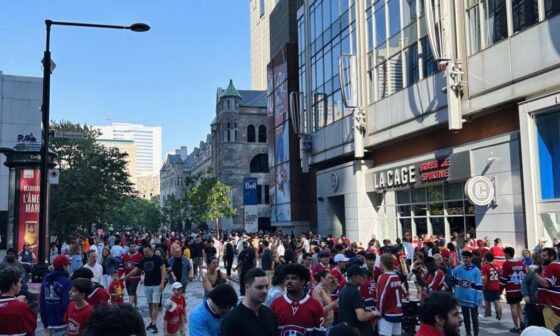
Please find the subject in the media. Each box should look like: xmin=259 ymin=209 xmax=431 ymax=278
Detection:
xmin=84 ymin=250 xmax=103 ymax=284
xmin=110 ymin=239 xmax=124 ymax=261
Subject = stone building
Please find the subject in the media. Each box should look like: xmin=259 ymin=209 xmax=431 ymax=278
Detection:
xmin=211 ymin=80 xmax=270 ymax=231
xmin=159 ymin=146 xmax=189 ymax=207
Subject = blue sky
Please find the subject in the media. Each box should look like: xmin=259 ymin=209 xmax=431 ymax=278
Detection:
xmin=0 ymin=1 xmax=252 ymax=158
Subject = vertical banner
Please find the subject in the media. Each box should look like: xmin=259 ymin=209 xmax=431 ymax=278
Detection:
xmin=18 ymin=168 xmax=40 ymax=256
xmin=244 ymin=205 xmax=259 ymax=233
xmin=243 ymin=177 xmax=258 ymax=205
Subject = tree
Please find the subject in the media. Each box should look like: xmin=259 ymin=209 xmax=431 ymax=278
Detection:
xmin=105 ymin=196 xmax=163 ymax=232
xmin=161 ymin=195 xmax=187 ymax=232
xmin=188 ymin=175 xmax=236 ymax=239
xmin=49 ymin=121 xmax=135 ymax=239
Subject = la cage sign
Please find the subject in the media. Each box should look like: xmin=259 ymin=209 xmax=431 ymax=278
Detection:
xmin=373 ymin=157 xmax=453 ymax=190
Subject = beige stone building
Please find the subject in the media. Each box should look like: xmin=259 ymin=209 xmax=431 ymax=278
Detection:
xmin=250 ymin=0 xmax=278 ymax=90
xmin=97 ymin=139 xmax=138 ymax=186
xmin=137 ymin=174 xmax=160 ymax=201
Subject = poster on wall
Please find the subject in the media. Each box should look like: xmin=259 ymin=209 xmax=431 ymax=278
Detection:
xmin=272 ymin=203 xmax=291 ymax=222
xmin=244 ymin=205 xmax=259 ymax=233
xmin=276 ymin=163 xmax=291 ymax=204
xmin=267 ymin=66 xmax=274 ymax=95
xmin=275 ymin=123 xmax=290 ymax=164
xmin=274 ymin=62 xmax=287 ymax=89
xmin=243 ymin=177 xmax=258 ymax=205
xmin=274 ymin=81 xmax=288 ymax=125
xmin=18 ymin=168 xmax=40 ymax=259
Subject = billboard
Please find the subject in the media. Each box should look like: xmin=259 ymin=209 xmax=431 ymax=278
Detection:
xmin=244 ymin=205 xmax=259 ymax=233
xmin=18 ymin=168 xmax=40 ymax=257
xmin=243 ymin=177 xmax=258 ymax=205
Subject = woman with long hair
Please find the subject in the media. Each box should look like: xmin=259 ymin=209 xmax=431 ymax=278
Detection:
xmin=202 ymin=255 xmax=230 ymax=297
xmin=18 ymin=242 xmax=36 ymax=275
xmin=101 ymin=246 xmax=119 ymax=289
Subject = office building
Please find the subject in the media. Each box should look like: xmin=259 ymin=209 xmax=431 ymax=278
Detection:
xmin=250 ymin=0 xmax=279 ymax=89
xmin=97 ymin=139 xmax=138 ymax=186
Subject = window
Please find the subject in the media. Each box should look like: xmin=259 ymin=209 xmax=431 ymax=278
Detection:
xmin=405 ymin=44 xmax=419 ymax=87
xmin=247 ymin=125 xmax=256 ymax=142
xmin=421 ymin=37 xmax=438 ymax=79
xmin=388 ymin=53 xmax=403 ymax=94
xmin=512 ymin=0 xmax=539 ymax=33
xmin=250 ymin=154 xmax=269 ymax=173
xmin=388 ymin=0 xmax=401 ymax=38
xmin=227 ymin=99 xmax=230 ymax=110
xmin=536 ymin=111 xmax=560 ymax=200
xmin=545 ymin=0 xmax=560 ymax=18
xmin=260 ymin=0 xmax=265 ymax=17
xmin=234 ymin=123 xmax=238 ymax=142
xmin=374 ymin=2 xmax=386 ymax=48
xmin=265 ymin=185 xmax=270 ymax=204
xmin=467 ymin=2 xmax=481 ymax=54
xmin=258 ymin=125 xmax=267 ymax=143
xmin=484 ymin=0 xmax=508 ymax=46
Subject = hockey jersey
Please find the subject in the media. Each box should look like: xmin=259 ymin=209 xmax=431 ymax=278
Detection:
xmin=481 ymin=263 xmax=501 ymax=292
xmin=270 ymin=294 xmax=326 ymax=336
xmin=452 ymin=264 xmax=482 ymax=308
xmin=490 ymin=247 xmax=505 ymax=267
xmin=0 ymin=296 xmax=37 ymax=336
xmin=120 ymin=252 xmax=143 ymax=280
xmin=376 ymin=272 xmax=404 ymax=322
xmin=499 ymin=259 xmax=526 ymax=299
xmin=537 ymin=261 xmax=560 ymax=314
xmin=360 ymin=278 xmax=377 ymax=310
xmin=422 ymin=269 xmax=445 ymax=299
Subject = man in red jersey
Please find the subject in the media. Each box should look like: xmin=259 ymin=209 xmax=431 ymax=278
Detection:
xmin=377 ymin=253 xmax=407 ymax=336
xmin=500 ymin=247 xmax=526 ymax=333
xmin=330 ymin=254 xmax=348 ymax=300
xmin=0 ymin=268 xmax=36 ymax=336
xmin=271 ymin=263 xmax=325 ymax=336
xmin=490 ymin=238 xmax=505 ymax=268
xmin=481 ymin=253 xmax=502 ymax=320
xmin=416 ymin=292 xmax=463 ymax=336
xmin=419 ymin=257 xmax=445 ymax=300
xmin=477 ymin=240 xmax=489 ymax=260
xmin=312 ymin=251 xmax=331 ymax=279
xmin=120 ymin=241 xmax=143 ymax=307
xmin=360 ymin=252 xmax=377 ymax=311
xmin=535 ymin=247 xmax=560 ymax=329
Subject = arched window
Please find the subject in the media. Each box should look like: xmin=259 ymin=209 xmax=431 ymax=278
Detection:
xmin=250 ymin=154 xmax=269 ymax=173
xmin=258 ymin=125 xmax=267 ymax=143
xmin=247 ymin=125 xmax=256 ymax=142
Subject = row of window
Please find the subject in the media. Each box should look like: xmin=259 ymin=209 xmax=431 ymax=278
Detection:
xmin=247 ymin=125 xmax=267 ymax=143
xmin=222 ymin=123 xmax=267 ymax=143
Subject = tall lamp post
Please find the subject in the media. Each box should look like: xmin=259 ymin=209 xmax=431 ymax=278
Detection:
xmin=39 ymin=20 xmax=150 ymax=263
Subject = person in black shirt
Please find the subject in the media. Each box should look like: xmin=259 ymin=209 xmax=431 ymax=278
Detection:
xmin=220 ymin=268 xmax=278 ymax=336
xmin=204 ymin=239 xmax=218 ymax=263
xmin=190 ymin=236 xmax=205 ymax=280
xmin=261 ymin=240 xmax=274 ymax=278
xmin=339 ymin=264 xmax=378 ymax=336
xmin=223 ymin=238 xmax=235 ymax=277
xmin=236 ymin=241 xmax=256 ymax=296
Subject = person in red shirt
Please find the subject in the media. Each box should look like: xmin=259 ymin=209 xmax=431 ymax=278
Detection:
xmin=71 ymin=267 xmax=110 ymax=308
xmin=170 ymin=281 xmax=188 ymax=329
xmin=271 ymin=263 xmax=325 ymax=336
xmin=481 ymin=253 xmax=502 ymax=320
xmin=0 ymin=268 xmax=37 ymax=336
xmin=477 ymin=240 xmax=489 ymax=260
xmin=312 ymin=251 xmax=331 ymax=279
xmin=499 ymin=247 xmax=526 ymax=333
xmin=416 ymin=292 xmax=463 ymax=336
xmin=120 ymin=242 xmax=143 ymax=307
xmin=490 ymin=238 xmax=505 ymax=268
xmin=376 ymin=253 xmax=407 ymax=336
xmin=535 ymin=247 xmax=560 ymax=329
xmin=108 ymin=270 xmax=125 ymax=305
xmin=330 ymin=254 xmax=348 ymax=300
xmin=65 ymin=278 xmax=94 ymax=336
xmin=163 ymin=298 xmax=185 ymax=336
xmin=419 ymin=257 xmax=445 ymax=300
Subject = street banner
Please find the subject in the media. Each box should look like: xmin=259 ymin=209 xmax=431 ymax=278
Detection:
xmin=18 ymin=168 xmax=40 ymax=259
xmin=243 ymin=177 xmax=258 ymax=205
xmin=244 ymin=205 xmax=258 ymax=233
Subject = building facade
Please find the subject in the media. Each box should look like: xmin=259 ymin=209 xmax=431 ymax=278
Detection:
xmin=250 ymin=0 xmax=279 ymax=89
xmin=293 ymin=0 xmax=560 ymax=251
xmin=160 ymin=146 xmax=189 ymax=207
xmin=0 ymin=72 xmax=42 ymax=249
xmin=211 ymin=80 xmax=270 ymax=231
xmin=97 ymin=139 xmax=138 ymax=186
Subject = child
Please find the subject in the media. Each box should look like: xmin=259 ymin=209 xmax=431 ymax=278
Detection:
xmin=170 ymin=282 xmax=187 ymax=335
xmin=64 ymin=278 xmax=94 ymax=336
xmin=109 ymin=270 xmax=125 ymax=305
xmin=163 ymin=298 xmax=185 ymax=336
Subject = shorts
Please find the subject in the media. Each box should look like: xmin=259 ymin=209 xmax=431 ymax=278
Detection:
xmin=144 ymin=285 xmax=161 ymax=304
xmin=484 ymin=290 xmax=500 ymax=302
xmin=126 ymin=279 xmax=139 ymax=296
xmin=506 ymin=296 xmax=522 ymax=305
xmin=193 ymin=257 xmax=203 ymax=267
xmin=378 ymin=318 xmax=402 ymax=336
xmin=48 ymin=327 xmax=68 ymax=336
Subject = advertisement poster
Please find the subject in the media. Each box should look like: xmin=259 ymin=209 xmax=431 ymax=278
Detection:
xmin=274 ymin=62 xmax=287 ymax=89
xmin=274 ymin=81 xmax=288 ymax=126
xmin=244 ymin=205 xmax=259 ymax=233
xmin=18 ymin=168 xmax=40 ymax=257
xmin=272 ymin=203 xmax=291 ymax=222
xmin=267 ymin=65 xmax=274 ymax=95
xmin=275 ymin=123 xmax=289 ymax=165
xmin=276 ymin=163 xmax=291 ymax=204
xmin=243 ymin=177 xmax=258 ymax=205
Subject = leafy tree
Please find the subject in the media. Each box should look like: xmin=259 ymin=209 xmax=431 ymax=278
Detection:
xmin=161 ymin=195 xmax=187 ymax=232
xmin=105 ymin=196 xmax=163 ymax=231
xmin=49 ymin=121 xmax=135 ymax=239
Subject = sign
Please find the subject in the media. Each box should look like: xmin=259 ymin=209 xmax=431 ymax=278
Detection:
xmin=465 ymin=176 xmax=494 ymax=206
xmin=17 ymin=133 xmax=37 ymax=143
xmin=373 ymin=165 xmax=417 ymax=189
xmin=244 ymin=205 xmax=259 ymax=233
xmin=54 ymin=130 xmax=84 ymax=139
xmin=330 ymin=172 xmax=339 ymax=191
xmin=48 ymin=169 xmax=60 ymax=184
xmin=243 ymin=177 xmax=258 ymax=205
xmin=18 ymin=168 xmax=40 ymax=257
xmin=419 ymin=158 xmax=450 ymax=182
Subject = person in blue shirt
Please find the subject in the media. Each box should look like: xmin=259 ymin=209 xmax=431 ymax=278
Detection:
xmin=39 ymin=255 xmax=73 ymax=336
xmin=189 ymin=283 xmax=238 ymax=336
xmin=453 ymin=250 xmax=482 ymax=336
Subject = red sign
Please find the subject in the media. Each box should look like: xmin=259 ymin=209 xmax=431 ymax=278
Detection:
xmin=18 ymin=168 xmax=40 ymax=258
xmin=419 ymin=158 xmax=450 ymax=182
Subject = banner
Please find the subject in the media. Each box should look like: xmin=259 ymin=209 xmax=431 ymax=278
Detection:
xmin=244 ymin=205 xmax=259 ymax=233
xmin=243 ymin=177 xmax=258 ymax=205
xmin=18 ymin=168 xmax=40 ymax=257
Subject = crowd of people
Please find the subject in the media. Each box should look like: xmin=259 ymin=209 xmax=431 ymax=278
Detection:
xmin=0 ymin=229 xmax=560 ymax=336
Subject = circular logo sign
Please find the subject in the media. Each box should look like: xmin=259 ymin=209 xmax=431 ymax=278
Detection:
xmin=330 ymin=172 xmax=339 ymax=191
xmin=464 ymin=176 xmax=494 ymax=206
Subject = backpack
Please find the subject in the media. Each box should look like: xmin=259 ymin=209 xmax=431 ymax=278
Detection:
xmin=31 ymin=263 xmax=49 ymax=283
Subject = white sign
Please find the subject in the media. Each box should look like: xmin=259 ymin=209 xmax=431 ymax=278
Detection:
xmin=48 ymin=169 xmax=60 ymax=184
xmin=464 ymin=176 xmax=494 ymax=206
xmin=373 ymin=165 xmax=416 ymax=189
xmin=244 ymin=205 xmax=259 ymax=233
xmin=54 ymin=131 xmax=84 ymax=139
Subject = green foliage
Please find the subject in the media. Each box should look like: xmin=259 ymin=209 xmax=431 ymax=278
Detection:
xmin=105 ymin=196 xmax=163 ymax=231
xmin=49 ymin=121 xmax=135 ymax=239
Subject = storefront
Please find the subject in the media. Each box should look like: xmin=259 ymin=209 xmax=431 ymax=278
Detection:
xmin=519 ymin=92 xmax=560 ymax=247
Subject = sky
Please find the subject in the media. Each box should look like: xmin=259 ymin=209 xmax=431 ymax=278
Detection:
xmin=0 ymin=1 xmax=252 ymax=159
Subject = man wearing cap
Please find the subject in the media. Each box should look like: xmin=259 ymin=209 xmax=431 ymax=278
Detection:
xmin=534 ymin=238 xmax=547 ymax=255
xmin=40 ymin=254 xmax=72 ymax=336
xmin=339 ymin=264 xmax=378 ymax=336
xmin=332 ymin=253 xmax=349 ymax=292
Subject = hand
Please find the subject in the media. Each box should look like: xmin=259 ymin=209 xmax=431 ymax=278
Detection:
xmin=332 ymin=299 xmax=339 ymax=309
xmin=16 ymin=295 xmax=27 ymax=303
xmin=159 ymin=283 xmax=165 ymax=292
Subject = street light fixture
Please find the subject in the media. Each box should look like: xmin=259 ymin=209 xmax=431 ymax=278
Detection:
xmin=39 ymin=20 xmax=150 ymax=263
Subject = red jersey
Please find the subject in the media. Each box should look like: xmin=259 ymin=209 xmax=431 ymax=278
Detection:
xmin=64 ymin=301 xmax=93 ymax=336
xmin=490 ymin=246 xmax=505 ymax=267
xmin=440 ymin=248 xmax=450 ymax=261
xmin=478 ymin=247 xmax=489 ymax=259
xmin=270 ymin=294 xmax=325 ymax=335
xmin=86 ymin=286 xmax=110 ymax=308
xmin=422 ymin=270 xmax=445 ymax=298
xmin=171 ymin=295 xmax=187 ymax=315
xmin=120 ymin=252 xmax=144 ymax=280
xmin=330 ymin=267 xmax=346 ymax=300
xmin=376 ymin=272 xmax=405 ymax=322
xmin=360 ymin=278 xmax=377 ymax=310
xmin=0 ymin=296 xmax=37 ymax=336
xmin=164 ymin=306 xmax=184 ymax=334
xmin=306 ymin=280 xmax=318 ymax=296
xmin=538 ymin=261 xmax=560 ymax=314
xmin=311 ymin=263 xmax=329 ymax=278
xmin=108 ymin=279 xmax=125 ymax=304
xmin=481 ymin=263 xmax=501 ymax=292
xmin=499 ymin=259 xmax=526 ymax=299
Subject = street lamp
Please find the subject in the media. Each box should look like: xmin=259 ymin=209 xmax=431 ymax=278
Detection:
xmin=39 ymin=20 xmax=150 ymax=263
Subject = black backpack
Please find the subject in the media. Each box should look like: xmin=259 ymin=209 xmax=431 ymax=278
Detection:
xmin=31 ymin=263 xmax=50 ymax=283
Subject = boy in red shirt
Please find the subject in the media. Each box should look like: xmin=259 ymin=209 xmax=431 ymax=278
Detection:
xmin=481 ymin=252 xmax=502 ymax=320
xmin=170 ymin=281 xmax=188 ymax=331
xmin=500 ymin=247 xmax=526 ymax=333
xmin=65 ymin=278 xmax=94 ymax=336
xmin=164 ymin=298 xmax=185 ymax=336
xmin=377 ymin=253 xmax=407 ymax=336
xmin=109 ymin=270 xmax=125 ymax=305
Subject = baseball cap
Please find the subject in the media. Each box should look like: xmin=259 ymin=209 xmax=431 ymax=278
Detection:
xmin=520 ymin=326 xmax=555 ymax=336
xmin=540 ymin=237 xmax=548 ymax=242
xmin=53 ymin=255 xmax=73 ymax=270
xmin=334 ymin=254 xmax=349 ymax=263
xmin=163 ymin=298 xmax=177 ymax=312
xmin=346 ymin=264 xmax=369 ymax=277
xmin=171 ymin=282 xmax=183 ymax=290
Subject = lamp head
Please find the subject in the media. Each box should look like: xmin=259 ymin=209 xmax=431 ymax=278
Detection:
xmin=129 ymin=23 xmax=150 ymax=32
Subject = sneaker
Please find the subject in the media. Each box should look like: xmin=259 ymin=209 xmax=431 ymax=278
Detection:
xmin=151 ymin=326 xmax=158 ymax=334
xmin=146 ymin=323 xmax=154 ymax=331
xmin=509 ymin=327 xmax=521 ymax=334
